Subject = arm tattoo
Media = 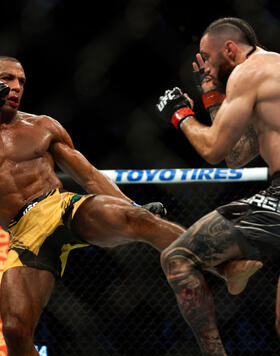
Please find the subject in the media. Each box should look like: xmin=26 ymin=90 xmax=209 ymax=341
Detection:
xmin=208 ymin=107 xmax=219 ymax=123
xmin=209 ymin=104 xmax=259 ymax=168
xmin=225 ymin=125 xmax=259 ymax=167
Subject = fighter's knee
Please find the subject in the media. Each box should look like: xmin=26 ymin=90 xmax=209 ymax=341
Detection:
xmin=160 ymin=247 xmax=171 ymax=275
xmin=161 ymin=243 xmax=196 ymax=271
xmin=2 ymin=315 xmax=33 ymax=345
xmin=161 ymin=246 xmax=200 ymax=289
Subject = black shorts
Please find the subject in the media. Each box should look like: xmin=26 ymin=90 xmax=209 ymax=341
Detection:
xmin=216 ymin=172 xmax=280 ymax=260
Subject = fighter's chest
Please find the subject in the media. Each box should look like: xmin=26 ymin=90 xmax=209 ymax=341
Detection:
xmin=0 ymin=125 xmax=52 ymax=163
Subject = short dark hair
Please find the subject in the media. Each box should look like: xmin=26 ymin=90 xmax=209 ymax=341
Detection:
xmin=0 ymin=56 xmax=21 ymax=64
xmin=203 ymin=17 xmax=260 ymax=48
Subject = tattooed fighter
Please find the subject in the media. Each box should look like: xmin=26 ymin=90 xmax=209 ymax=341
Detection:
xmin=157 ymin=17 xmax=280 ymax=355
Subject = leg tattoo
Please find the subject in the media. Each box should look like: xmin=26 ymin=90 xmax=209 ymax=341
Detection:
xmin=161 ymin=211 xmax=243 ymax=356
xmin=163 ymin=252 xmax=227 ymax=356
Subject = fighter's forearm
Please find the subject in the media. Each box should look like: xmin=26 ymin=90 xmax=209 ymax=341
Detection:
xmin=180 ymin=116 xmax=219 ymax=163
xmin=84 ymin=166 xmax=132 ymax=201
xmin=55 ymin=146 xmax=132 ymax=202
xmin=209 ymin=106 xmax=259 ymax=168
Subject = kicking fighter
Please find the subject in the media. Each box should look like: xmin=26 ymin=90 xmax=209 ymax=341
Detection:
xmin=157 ymin=17 xmax=280 ymax=355
xmin=0 ymin=56 xmax=187 ymax=356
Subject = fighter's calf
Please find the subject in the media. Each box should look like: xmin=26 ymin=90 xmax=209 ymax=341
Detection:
xmin=161 ymin=241 xmax=227 ymax=356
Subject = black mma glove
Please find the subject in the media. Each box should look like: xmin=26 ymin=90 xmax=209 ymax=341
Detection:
xmin=193 ymin=67 xmax=225 ymax=112
xmin=142 ymin=202 xmax=167 ymax=218
xmin=0 ymin=81 xmax=10 ymax=107
xmin=156 ymin=87 xmax=195 ymax=129
xmin=193 ymin=67 xmax=209 ymax=94
xmin=131 ymin=201 xmax=167 ymax=218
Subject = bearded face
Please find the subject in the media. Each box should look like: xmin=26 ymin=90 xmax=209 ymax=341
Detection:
xmin=216 ymin=52 xmax=235 ymax=92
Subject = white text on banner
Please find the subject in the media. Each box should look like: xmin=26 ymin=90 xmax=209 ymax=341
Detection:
xmin=100 ymin=167 xmax=268 ymax=184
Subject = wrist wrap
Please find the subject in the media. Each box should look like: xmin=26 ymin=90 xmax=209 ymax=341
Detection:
xmin=202 ymin=90 xmax=226 ymax=111
xmin=131 ymin=201 xmax=142 ymax=207
xmin=171 ymin=107 xmax=195 ymax=129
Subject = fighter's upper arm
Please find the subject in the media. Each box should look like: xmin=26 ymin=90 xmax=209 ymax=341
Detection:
xmin=46 ymin=116 xmax=74 ymax=149
xmin=207 ymin=64 xmax=258 ymax=163
xmin=225 ymin=124 xmax=259 ymax=168
xmin=42 ymin=115 xmax=83 ymax=170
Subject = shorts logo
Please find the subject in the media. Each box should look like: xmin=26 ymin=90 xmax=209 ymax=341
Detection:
xmin=72 ymin=195 xmax=82 ymax=203
xmin=242 ymin=194 xmax=280 ymax=213
xmin=23 ymin=202 xmax=38 ymax=216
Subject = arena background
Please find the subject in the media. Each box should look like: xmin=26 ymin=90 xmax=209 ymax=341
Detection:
xmin=2 ymin=0 xmax=280 ymax=355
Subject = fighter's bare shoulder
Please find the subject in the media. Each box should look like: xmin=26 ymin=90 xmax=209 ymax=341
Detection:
xmin=17 ymin=111 xmax=71 ymax=145
xmin=226 ymin=50 xmax=274 ymax=97
xmin=18 ymin=111 xmax=67 ymax=134
xmin=18 ymin=111 xmax=62 ymax=127
xmin=235 ymin=50 xmax=279 ymax=78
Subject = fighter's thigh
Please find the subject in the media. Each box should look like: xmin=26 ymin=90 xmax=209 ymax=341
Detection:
xmin=163 ymin=210 xmax=243 ymax=268
xmin=0 ymin=267 xmax=55 ymax=326
xmin=72 ymin=195 xmax=138 ymax=245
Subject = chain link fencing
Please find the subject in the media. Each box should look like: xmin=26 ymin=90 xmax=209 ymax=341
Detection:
xmin=34 ymin=176 xmax=280 ymax=356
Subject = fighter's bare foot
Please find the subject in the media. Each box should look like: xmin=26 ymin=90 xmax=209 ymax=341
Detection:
xmin=223 ymin=260 xmax=263 ymax=295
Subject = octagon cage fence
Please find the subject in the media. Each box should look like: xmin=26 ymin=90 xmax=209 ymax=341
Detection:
xmin=33 ymin=167 xmax=280 ymax=356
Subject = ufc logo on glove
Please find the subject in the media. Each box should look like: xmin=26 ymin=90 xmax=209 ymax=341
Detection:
xmin=157 ymin=89 xmax=179 ymax=112
xmin=156 ymin=87 xmax=195 ymax=129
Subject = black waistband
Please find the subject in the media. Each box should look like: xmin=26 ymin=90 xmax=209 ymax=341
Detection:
xmin=9 ymin=188 xmax=64 ymax=226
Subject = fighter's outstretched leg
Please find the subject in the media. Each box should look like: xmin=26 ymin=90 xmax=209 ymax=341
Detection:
xmin=1 ymin=267 xmax=55 ymax=356
xmin=71 ymin=195 xmax=186 ymax=250
xmin=161 ymin=210 xmax=244 ymax=356
xmin=73 ymin=195 xmax=261 ymax=297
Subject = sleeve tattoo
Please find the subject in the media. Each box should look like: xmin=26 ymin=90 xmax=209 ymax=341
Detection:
xmin=209 ymin=107 xmax=259 ymax=168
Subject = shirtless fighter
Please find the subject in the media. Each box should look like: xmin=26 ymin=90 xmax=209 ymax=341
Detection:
xmin=157 ymin=17 xmax=280 ymax=355
xmin=0 ymin=56 xmax=189 ymax=356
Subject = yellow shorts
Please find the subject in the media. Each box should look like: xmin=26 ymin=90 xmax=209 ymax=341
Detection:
xmin=5 ymin=188 xmax=91 ymax=278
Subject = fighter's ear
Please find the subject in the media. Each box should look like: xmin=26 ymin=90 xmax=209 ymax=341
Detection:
xmin=224 ymin=40 xmax=238 ymax=60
